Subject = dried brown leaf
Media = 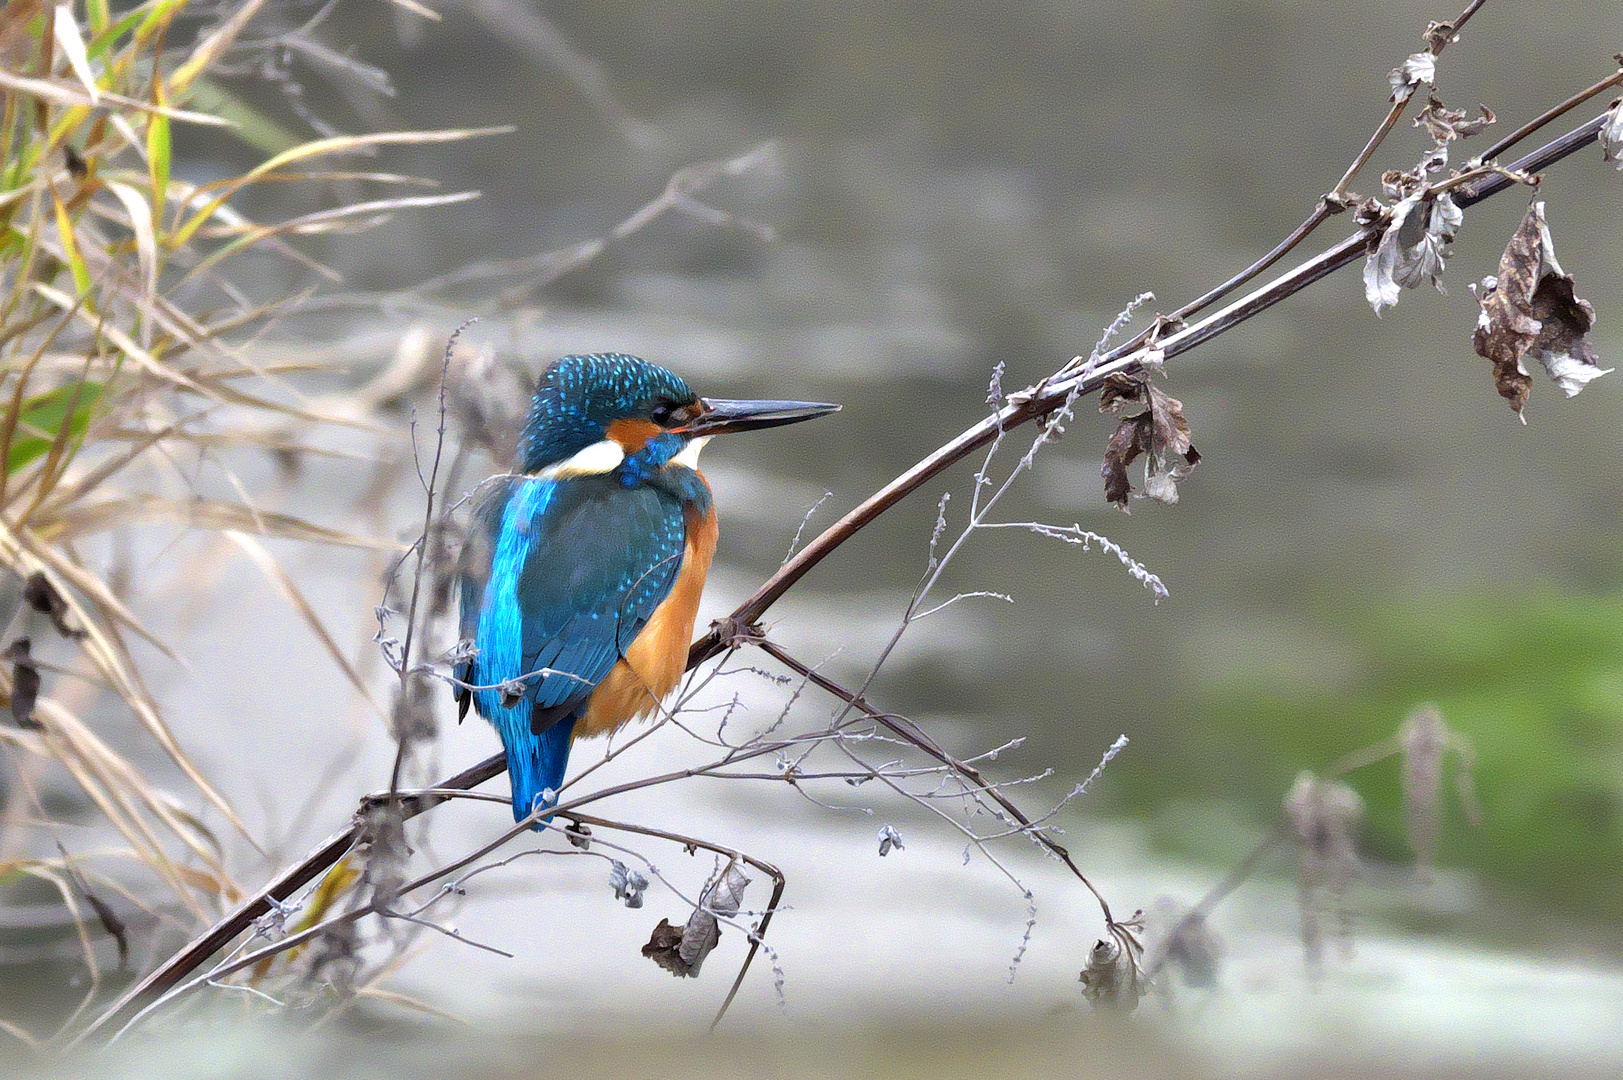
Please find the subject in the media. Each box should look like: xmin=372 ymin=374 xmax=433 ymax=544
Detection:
xmin=1099 ymin=372 xmax=1200 ymax=509
xmin=1415 ymin=96 xmax=1494 ymax=143
xmin=57 ymin=845 xmax=129 ymax=969
xmin=641 ymin=917 xmax=694 ymax=977
xmin=676 ymin=910 xmax=723 ymax=975
xmin=1102 ymin=412 xmax=1152 ymax=510
xmin=22 ymin=571 xmax=84 ymax=639
xmin=639 ymin=863 xmax=748 ymax=978
xmin=4 ymin=637 xmax=41 ymax=729
xmin=1471 ymin=201 xmax=1611 ymax=416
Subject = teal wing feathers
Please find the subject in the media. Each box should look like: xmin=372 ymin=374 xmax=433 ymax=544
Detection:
xmin=456 ymin=474 xmax=686 ymax=729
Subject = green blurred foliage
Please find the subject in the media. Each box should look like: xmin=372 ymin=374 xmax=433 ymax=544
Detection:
xmin=1141 ymin=591 xmax=1623 ymax=923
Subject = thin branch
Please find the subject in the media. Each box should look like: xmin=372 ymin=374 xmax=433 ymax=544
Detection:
xmin=755 ymin=637 xmax=1119 ymax=923
xmin=1116 ymin=0 xmax=1491 ymax=352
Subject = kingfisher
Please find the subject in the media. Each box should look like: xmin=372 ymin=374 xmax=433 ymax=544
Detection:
xmin=454 ymin=353 xmax=838 ymax=826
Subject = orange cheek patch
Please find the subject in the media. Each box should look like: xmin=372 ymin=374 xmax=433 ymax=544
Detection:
xmin=606 ymin=418 xmax=662 ymax=453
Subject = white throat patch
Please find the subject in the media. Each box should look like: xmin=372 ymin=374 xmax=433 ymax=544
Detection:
xmin=671 ymin=436 xmax=710 ymax=470
xmin=536 ymin=438 xmax=625 ymax=480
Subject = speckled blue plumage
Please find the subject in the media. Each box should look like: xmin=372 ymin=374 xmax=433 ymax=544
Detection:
xmin=520 ymin=353 xmax=695 ymax=474
xmin=456 ymin=355 xmax=710 ymax=826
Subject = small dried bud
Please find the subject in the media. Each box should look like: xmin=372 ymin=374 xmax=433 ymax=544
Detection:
xmin=609 ymin=860 xmax=649 ymax=908
xmin=1600 ymin=99 xmax=1623 ymax=170
xmin=877 ymin=824 xmax=905 ymax=856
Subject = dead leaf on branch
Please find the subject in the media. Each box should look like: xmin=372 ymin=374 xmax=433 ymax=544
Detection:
xmin=1602 ymin=98 xmax=1623 ymax=170
xmin=1363 ymin=191 xmax=1462 ymax=315
xmin=1098 ymin=366 xmax=1200 ymax=511
xmin=641 ymin=918 xmax=696 ymax=977
xmin=1399 ymin=704 xmax=1482 ymax=875
xmin=1388 ymin=52 xmax=1435 ymax=104
xmin=1079 ymin=935 xmax=1143 ymax=1013
xmin=1414 ymin=96 xmax=1494 ymax=144
xmin=1284 ymin=771 xmax=1363 ymax=972
xmin=23 ymin=571 xmax=86 ymax=640
xmin=640 ymin=862 xmax=750 ymax=979
xmin=1471 ymin=200 xmax=1612 ymax=417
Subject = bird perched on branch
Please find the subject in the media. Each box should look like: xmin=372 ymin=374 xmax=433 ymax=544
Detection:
xmin=454 ymin=353 xmax=838 ymax=826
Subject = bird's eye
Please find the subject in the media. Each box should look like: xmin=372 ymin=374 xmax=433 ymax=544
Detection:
xmin=650 ymin=402 xmax=674 ymax=426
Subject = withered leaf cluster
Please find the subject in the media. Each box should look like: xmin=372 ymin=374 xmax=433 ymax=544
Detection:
xmin=1471 ymin=201 xmax=1612 ymax=416
xmin=641 ymin=917 xmax=703 ymax=977
xmin=1364 ymin=78 xmax=1496 ymax=317
xmin=1364 ymin=190 xmax=1463 ymax=314
xmin=1099 ymin=367 xmax=1199 ymax=511
xmin=1414 ymin=96 xmax=1495 ymax=145
xmin=1284 ymin=771 xmax=1363 ymax=972
xmin=641 ymin=862 xmax=749 ymax=979
xmin=1399 ymin=704 xmax=1482 ymax=874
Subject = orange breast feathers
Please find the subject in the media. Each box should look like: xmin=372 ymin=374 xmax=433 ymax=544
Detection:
xmin=578 ymin=498 xmax=718 ymax=739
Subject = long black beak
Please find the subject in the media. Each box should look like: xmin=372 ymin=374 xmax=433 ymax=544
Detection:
xmin=684 ymin=397 xmax=840 ymax=437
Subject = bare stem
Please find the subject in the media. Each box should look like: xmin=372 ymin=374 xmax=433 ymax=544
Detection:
xmin=755 ymin=638 xmax=1119 ymax=925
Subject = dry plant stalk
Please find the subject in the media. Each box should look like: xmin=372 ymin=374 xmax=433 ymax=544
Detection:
xmin=0 ymin=0 xmax=500 ymax=1038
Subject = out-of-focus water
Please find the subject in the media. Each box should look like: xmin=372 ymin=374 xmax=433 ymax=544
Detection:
xmin=6 ymin=0 xmax=1623 ymax=1074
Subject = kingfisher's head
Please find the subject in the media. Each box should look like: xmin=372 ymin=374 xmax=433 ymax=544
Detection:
xmin=519 ymin=353 xmax=838 ymax=477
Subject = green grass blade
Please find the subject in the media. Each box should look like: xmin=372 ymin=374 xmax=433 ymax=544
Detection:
xmin=7 ymin=380 xmax=104 ymax=474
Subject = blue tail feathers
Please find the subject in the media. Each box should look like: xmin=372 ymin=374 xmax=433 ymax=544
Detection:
xmin=503 ymin=713 xmax=578 ymax=828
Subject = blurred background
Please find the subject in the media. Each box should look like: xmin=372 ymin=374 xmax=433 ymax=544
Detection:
xmin=4 ymin=0 xmax=1623 ymax=1075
